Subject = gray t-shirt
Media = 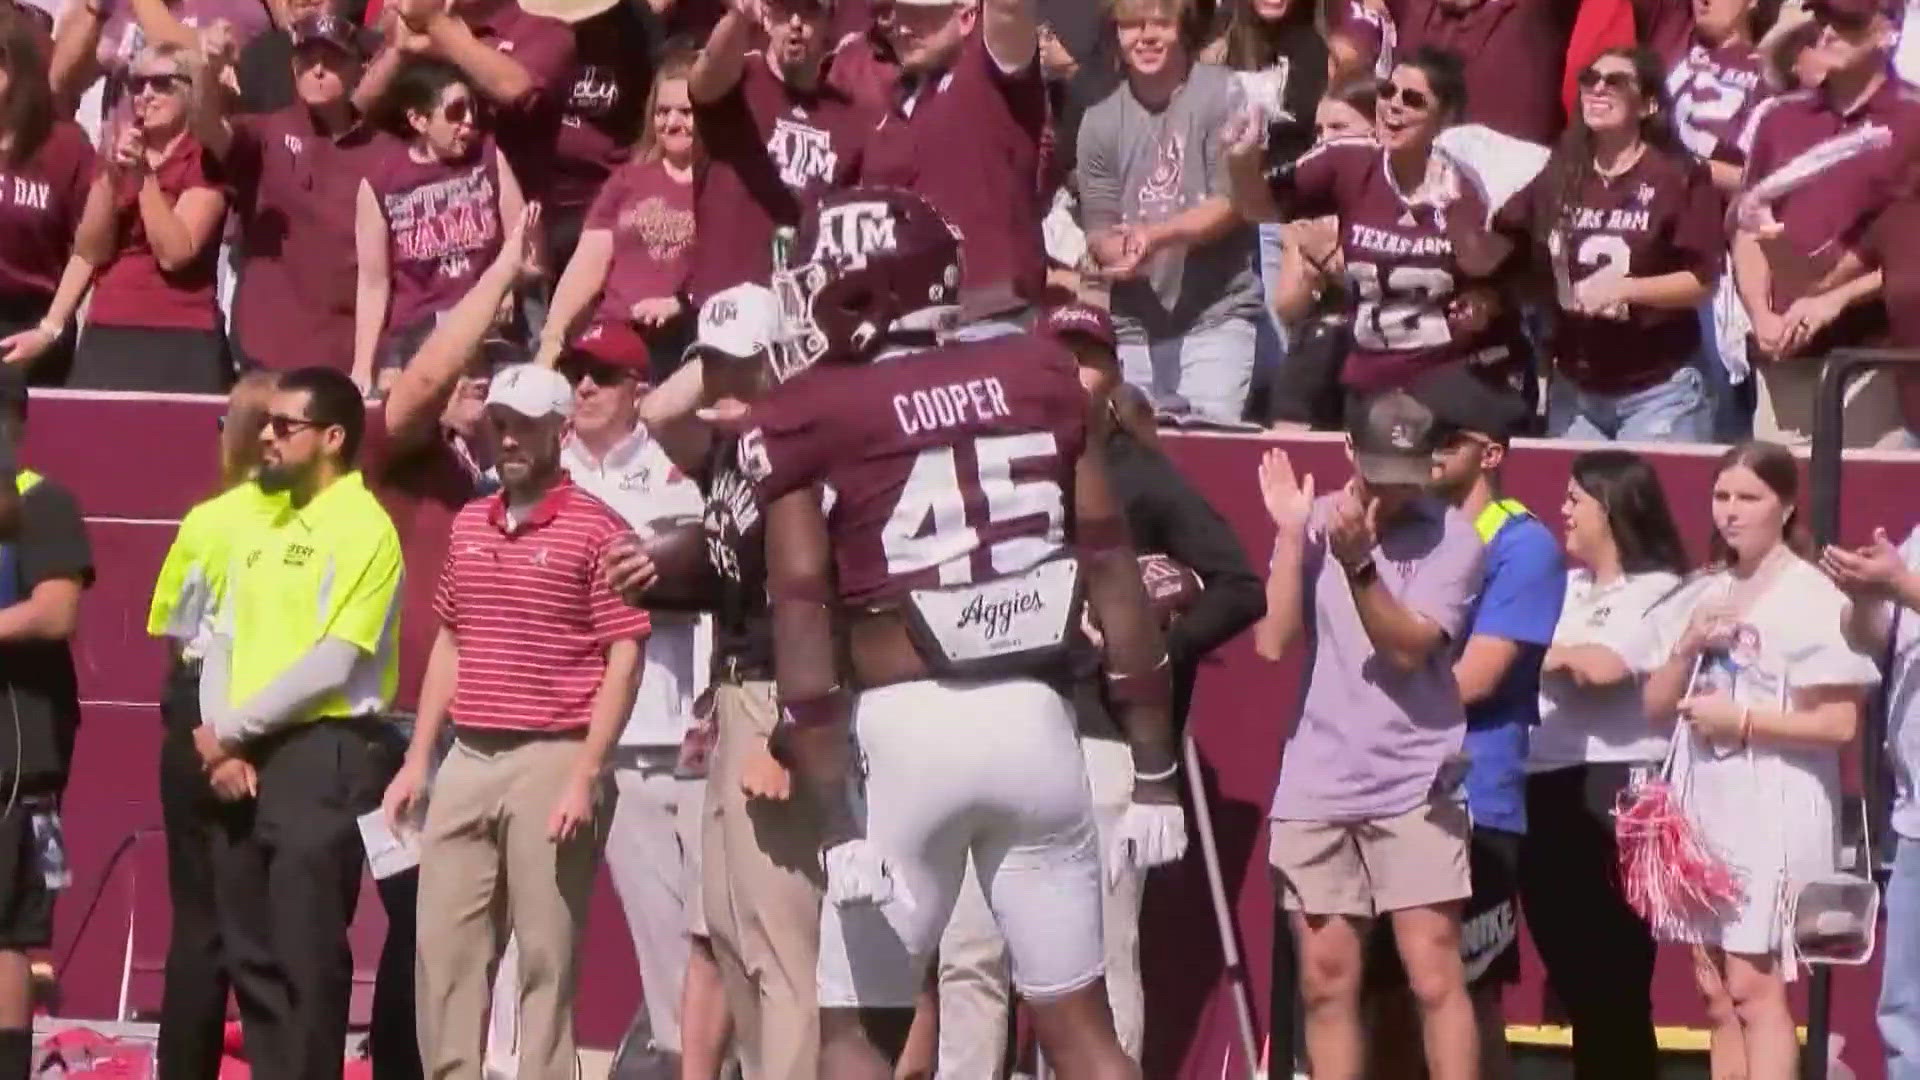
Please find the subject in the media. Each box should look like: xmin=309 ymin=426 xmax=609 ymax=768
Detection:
xmin=1075 ymin=63 xmax=1263 ymax=344
xmin=1270 ymin=492 xmax=1486 ymax=822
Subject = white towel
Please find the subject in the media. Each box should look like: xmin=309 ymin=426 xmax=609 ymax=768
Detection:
xmin=1433 ymin=124 xmax=1553 ymax=225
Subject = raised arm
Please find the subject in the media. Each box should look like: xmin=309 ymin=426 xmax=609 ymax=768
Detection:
xmin=353 ymin=179 xmax=391 ymax=394
xmin=688 ymin=0 xmax=760 ymax=105
xmin=981 ymin=0 xmax=1037 ymax=73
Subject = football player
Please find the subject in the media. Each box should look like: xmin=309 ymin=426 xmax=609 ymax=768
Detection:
xmin=741 ymin=186 xmax=1187 ymax=1078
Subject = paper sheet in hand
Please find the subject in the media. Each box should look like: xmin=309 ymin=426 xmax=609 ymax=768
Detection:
xmin=1433 ymin=125 xmax=1552 ymax=225
xmin=358 ymin=809 xmax=422 ymax=880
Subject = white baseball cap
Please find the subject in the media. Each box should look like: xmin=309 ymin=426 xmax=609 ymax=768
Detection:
xmin=485 ymin=363 xmax=575 ymax=420
xmin=687 ymin=284 xmax=782 ymax=362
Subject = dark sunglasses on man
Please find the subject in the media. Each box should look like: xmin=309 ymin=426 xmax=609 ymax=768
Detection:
xmin=557 ymin=356 xmax=632 ymax=388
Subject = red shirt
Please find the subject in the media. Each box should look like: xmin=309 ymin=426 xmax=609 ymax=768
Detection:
xmin=363 ymin=412 xmax=485 ymax=713
xmin=365 ymin=136 xmax=506 ymax=334
xmin=585 ymin=156 xmax=695 ymax=321
xmin=860 ymin=30 xmax=1049 ymax=302
xmin=87 ymin=133 xmax=226 ymax=332
xmin=462 ymin=0 xmax=576 ymax=199
xmin=228 ymin=106 xmax=380 ymax=371
xmin=549 ymin=4 xmax=656 ymax=212
xmin=687 ymin=55 xmax=872 ymax=305
xmin=434 ymin=477 xmax=650 ymax=732
xmin=0 ymin=122 xmax=96 ymax=304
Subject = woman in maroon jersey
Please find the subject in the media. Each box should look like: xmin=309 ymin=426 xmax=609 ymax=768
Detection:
xmin=0 ymin=17 xmax=96 ymax=386
xmin=537 ymin=53 xmax=701 ymax=376
xmin=1639 ymin=0 xmax=1777 ymax=193
xmin=65 ymin=43 xmax=230 ymax=392
xmin=1509 ymin=47 xmax=1722 ymax=442
xmin=354 ymin=61 xmax=526 ymax=393
xmin=1225 ymin=44 xmax=1516 ymax=397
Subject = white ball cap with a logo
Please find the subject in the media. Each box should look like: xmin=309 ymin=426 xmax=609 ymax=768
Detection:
xmin=692 ymin=283 xmax=782 ymax=361
xmin=486 ymin=363 xmax=575 ymax=420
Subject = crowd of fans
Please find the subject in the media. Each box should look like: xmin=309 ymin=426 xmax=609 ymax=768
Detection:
xmin=0 ymin=0 xmax=1912 ymax=1074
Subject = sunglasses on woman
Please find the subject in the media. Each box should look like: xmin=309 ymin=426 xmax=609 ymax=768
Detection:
xmin=1577 ymin=69 xmax=1638 ymax=92
xmin=128 ymin=72 xmax=188 ymax=96
xmin=439 ymin=98 xmax=472 ymax=125
xmin=1375 ymin=80 xmax=1431 ymax=111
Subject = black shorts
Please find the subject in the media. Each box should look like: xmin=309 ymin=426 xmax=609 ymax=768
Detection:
xmin=1365 ymin=825 xmax=1523 ymax=992
xmin=0 ymin=795 xmax=58 ymax=951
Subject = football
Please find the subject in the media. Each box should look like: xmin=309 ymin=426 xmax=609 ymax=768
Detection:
xmin=637 ymin=515 xmax=718 ymax=613
xmin=1138 ymin=553 xmax=1201 ymax=623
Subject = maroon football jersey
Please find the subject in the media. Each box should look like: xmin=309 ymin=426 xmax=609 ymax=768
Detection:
xmin=1515 ymin=147 xmax=1722 ymax=392
xmin=1666 ymin=38 xmax=1771 ymax=167
xmin=745 ymin=335 xmax=1089 ymax=607
xmin=688 ymin=56 xmax=874 ymax=306
xmin=1270 ymin=139 xmax=1511 ymax=391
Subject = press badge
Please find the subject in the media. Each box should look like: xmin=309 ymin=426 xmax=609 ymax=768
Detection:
xmin=27 ymin=801 xmax=70 ymax=891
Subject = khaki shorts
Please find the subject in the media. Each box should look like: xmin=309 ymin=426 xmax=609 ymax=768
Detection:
xmin=1269 ymin=798 xmax=1472 ymax=918
xmin=1754 ymin=358 xmax=1906 ymax=449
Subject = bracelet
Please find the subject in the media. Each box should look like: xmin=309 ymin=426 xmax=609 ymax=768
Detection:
xmin=1134 ymin=762 xmax=1178 ymax=783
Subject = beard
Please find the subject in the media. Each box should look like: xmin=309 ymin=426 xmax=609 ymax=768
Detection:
xmin=256 ymin=461 xmax=299 ymax=493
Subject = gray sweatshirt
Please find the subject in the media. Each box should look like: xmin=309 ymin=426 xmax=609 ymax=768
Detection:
xmin=1076 ymin=62 xmax=1263 ymax=344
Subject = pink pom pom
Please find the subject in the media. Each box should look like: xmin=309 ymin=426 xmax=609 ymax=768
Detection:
xmin=1615 ymin=775 xmax=1744 ymax=938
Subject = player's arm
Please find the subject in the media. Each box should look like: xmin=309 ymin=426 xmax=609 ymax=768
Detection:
xmin=764 ymin=486 xmax=857 ymax=836
xmin=1075 ymin=430 xmax=1179 ymax=800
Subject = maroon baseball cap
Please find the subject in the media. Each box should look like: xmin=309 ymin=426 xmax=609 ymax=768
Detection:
xmin=565 ymin=320 xmax=651 ymax=377
xmin=1038 ymin=302 xmax=1115 ymax=350
xmin=290 ymin=12 xmax=362 ymax=56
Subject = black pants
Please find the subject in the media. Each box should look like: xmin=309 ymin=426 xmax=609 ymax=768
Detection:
xmin=70 ymin=325 xmax=231 ymax=393
xmin=231 ymin=719 xmax=395 ymax=1080
xmin=1518 ymin=764 xmax=1660 ymax=1079
xmin=156 ymin=726 xmax=288 ymax=1079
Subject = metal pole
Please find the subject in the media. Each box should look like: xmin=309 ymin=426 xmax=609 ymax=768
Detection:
xmin=1185 ymin=733 xmax=1262 ymax=1078
xmin=1801 ymin=348 xmax=1912 ymax=1079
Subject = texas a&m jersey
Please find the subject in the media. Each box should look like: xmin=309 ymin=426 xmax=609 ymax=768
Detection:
xmin=744 ymin=334 xmax=1088 ymax=609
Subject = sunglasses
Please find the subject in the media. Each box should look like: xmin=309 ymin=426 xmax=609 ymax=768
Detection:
xmin=1376 ymin=80 xmax=1432 ymax=111
xmin=439 ymin=98 xmax=472 ymax=125
xmin=264 ymin=412 xmax=326 ymax=438
xmin=1578 ymin=69 xmax=1638 ymax=92
xmin=559 ymin=358 xmax=630 ymax=387
xmin=128 ymin=72 xmax=188 ymax=96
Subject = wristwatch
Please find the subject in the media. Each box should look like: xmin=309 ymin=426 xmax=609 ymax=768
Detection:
xmin=1343 ymin=556 xmax=1379 ymax=588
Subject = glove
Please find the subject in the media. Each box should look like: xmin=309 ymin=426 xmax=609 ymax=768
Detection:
xmin=823 ymin=839 xmax=912 ymax=910
xmin=1108 ymin=801 xmax=1189 ymax=887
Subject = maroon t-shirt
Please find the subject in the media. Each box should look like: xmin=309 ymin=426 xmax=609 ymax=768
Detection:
xmin=1335 ymin=0 xmax=1569 ymax=145
xmin=87 ymin=134 xmax=226 ymax=332
xmin=550 ymin=4 xmax=655 ymax=213
xmin=1739 ymin=79 xmax=1920 ymax=312
xmin=462 ymin=0 xmax=577 ymax=199
xmin=746 ymin=334 xmax=1088 ymax=607
xmin=366 ymin=137 xmax=506 ymax=334
xmin=0 ymin=123 xmax=96 ymax=304
xmin=1633 ymin=0 xmax=1774 ymax=170
xmin=1509 ymin=147 xmax=1722 ymax=392
xmin=828 ymin=30 xmax=900 ymax=114
xmin=687 ymin=55 xmax=871 ymax=305
xmin=228 ymin=106 xmax=380 ymax=370
xmin=585 ymin=156 xmax=695 ymax=322
xmin=860 ymin=30 xmax=1049 ymax=302
xmin=1270 ymin=139 xmax=1510 ymax=391
xmin=362 ymin=411 xmax=486 ymax=713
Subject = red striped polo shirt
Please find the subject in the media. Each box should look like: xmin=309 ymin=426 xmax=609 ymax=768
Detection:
xmin=435 ymin=477 xmax=650 ymax=732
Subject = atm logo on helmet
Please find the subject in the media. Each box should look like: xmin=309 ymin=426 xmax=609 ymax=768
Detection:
xmin=811 ymin=202 xmax=898 ymax=269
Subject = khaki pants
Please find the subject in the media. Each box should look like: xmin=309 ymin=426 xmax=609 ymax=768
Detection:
xmin=415 ymin=729 xmax=611 ymax=1080
xmin=702 ymin=681 xmax=825 ymax=1080
xmin=936 ymin=737 xmax=1146 ymax=1075
xmin=1754 ymin=358 xmax=1907 ymax=448
xmin=605 ymin=747 xmax=706 ymax=1052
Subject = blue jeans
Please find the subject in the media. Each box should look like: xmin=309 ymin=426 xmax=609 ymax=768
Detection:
xmin=1117 ymin=317 xmax=1258 ymax=424
xmin=1883 ymin=836 xmax=1920 ymax=1078
xmin=1695 ymin=302 xmax=1755 ymax=442
xmin=1547 ymin=364 xmax=1714 ymax=443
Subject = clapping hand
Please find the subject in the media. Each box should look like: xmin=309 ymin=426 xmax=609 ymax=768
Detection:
xmin=1822 ymin=527 xmax=1907 ymax=598
xmin=1327 ymin=489 xmax=1378 ymax=568
xmin=1257 ymin=448 xmax=1316 ymax=534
